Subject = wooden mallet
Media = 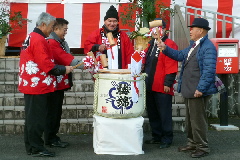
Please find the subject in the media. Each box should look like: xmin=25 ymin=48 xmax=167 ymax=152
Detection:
xmin=149 ymin=20 xmax=163 ymax=52
xmin=73 ymin=51 xmax=97 ymax=69
xmin=73 ymin=61 xmax=84 ymax=69
xmin=106 ymin=32 xmax=115 ymax=46
xmin=100 ymin=54 xmax=108 ymax=69
xmin=137 ymin=45 xmax=143 ymax=53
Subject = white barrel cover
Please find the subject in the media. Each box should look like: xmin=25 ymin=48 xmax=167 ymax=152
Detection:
xmin=93 ymin=69 xmax=146 ymax=118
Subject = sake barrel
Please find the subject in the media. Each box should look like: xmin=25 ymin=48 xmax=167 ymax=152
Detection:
xmin=93 ymin=69 xmax=147 ymax=119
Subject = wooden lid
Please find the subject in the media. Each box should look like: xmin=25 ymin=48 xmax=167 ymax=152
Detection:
xmin=98 ymin=69 xmax=131 ymax=74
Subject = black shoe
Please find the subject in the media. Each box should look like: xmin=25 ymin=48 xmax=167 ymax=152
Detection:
xmin=178 ymin=145 xmax=196 ymax=152
xmin=159 ymin=142 xmax=171 ymax=149
xmin=27 ymin=149 xmax=32 ymax=155
xmin=58 ymin=140 xmax=69 ymax=146
xmin=50 ymin=141 xmax=67 ymax=148
xmin=145 ymin=139 xmax=161 ymax=144
xmin=191 ymin=149 xmax=209 ymax=158
xmin=32 ymin=150 xmax=55 ymax=157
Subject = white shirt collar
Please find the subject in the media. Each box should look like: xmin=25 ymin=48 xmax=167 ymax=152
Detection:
xmin=194 ymin=37 xmax=203 ymax=47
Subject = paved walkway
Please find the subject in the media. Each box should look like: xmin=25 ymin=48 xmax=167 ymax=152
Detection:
xmin=0 ymin=117 xmax=240 ymax=160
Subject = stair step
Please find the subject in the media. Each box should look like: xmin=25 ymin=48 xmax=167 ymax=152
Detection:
xmin=0 ymin=117 xmax=185 ymax=134
xmin=0 ymin=104 xmax=186 ymax=120
xmin=63 ymin=92 xmax=94 ymax=105
xmin=0 ymin=69 xmax=93 ymax=82
xmin=0 ymin=80 xmax=94 ymax=93
xmin=0 ymin=92 xmax=94 ymax=106
xmin=0 ymin=92 xmax=185 ymax=106
xmin=0 ymin=56 xmax=85 ymax=70
xmin=0 ymin=91 xmax=185 ymax=107
xmin=172 ymin=92 xmax=185 ymax=104
xmin=0 ymin=117 xmax=186 ymax=126
xmin=172 ymin=104 xmax=186 ymax=117
xmin=0 ymin=118 xmax=94 ymax=134
xmin=61 ymin=105 xmax=94 ymax=119
xmin=72 ymin=69 xmax=93 ymax=80
xmin=0 ymin=58 xmax=20 ymax=70
xmin=0 ymin=70 xmax=19 ymax=81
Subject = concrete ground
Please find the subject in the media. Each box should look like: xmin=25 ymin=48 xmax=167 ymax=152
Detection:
xmin=0 ymin=117 xmax=240 ymax=160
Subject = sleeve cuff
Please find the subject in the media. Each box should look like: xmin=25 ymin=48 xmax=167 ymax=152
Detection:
xmin=164 ymin=73 xmax=176 ymax=87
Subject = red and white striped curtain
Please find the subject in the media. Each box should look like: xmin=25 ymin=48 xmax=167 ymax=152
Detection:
xmin=7 ymin=0 xmax=240 ymax=48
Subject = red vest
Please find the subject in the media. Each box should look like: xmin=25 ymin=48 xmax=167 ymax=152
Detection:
xmin=48 ymin=39 xmax=74 ymax=90
xmin=18 ymin=32 xmax=56 ymax=94
xmin=84 ymin=28 xmax=134 ymax=69
xmin=143 ymin=38 xmax=178 ymax=96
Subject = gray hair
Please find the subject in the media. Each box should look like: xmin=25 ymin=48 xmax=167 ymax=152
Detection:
xmin=36 ymin=12 xmax=56 ymax=27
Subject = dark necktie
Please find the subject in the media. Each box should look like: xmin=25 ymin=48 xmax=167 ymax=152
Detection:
xmin=187 ymin=42 xmax=196 ymax=60
xmin=192 ymin=42 xmax=196 ymax=48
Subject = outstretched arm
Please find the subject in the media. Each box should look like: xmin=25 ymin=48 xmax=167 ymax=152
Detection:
xmin=157 ymin=40 xmax=189 ymax=62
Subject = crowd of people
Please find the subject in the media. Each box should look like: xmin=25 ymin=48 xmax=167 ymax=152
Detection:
xmin=18 ymin=5 xmax=218 ymax=158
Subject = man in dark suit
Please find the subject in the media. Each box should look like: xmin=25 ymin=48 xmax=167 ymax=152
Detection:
xmin=157 ymin=18 xmax=218 ymax=158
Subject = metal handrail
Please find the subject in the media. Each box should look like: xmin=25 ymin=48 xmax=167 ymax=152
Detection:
xmin=185 ymin=12 xmax=240 ymax=25
xmin=179 ymin=4 xmax=240 ymax=20
xmin=175 ymin=4 xmax=240 ymax=38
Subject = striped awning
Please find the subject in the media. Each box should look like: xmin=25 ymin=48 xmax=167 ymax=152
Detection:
xmin=6 ymin=0 xmax=240 ymax=48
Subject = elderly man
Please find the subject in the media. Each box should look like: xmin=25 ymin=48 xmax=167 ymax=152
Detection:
xmin=45 ymin=18 xmax=84 ymax=148
xmin=143 ymin=18 xmax=178 ymax=149
xmin=18 ymin=12 xmax=73 ymax=157
xmin=84 ymin=5 xmax=134 ymax=69
xmin=157 ymin=18 xmax=218 ymax=158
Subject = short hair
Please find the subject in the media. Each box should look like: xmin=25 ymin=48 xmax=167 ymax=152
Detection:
xmin=36 ymin=12 xmax=56 ymax=27
xmin=53 ymin=18 xmax=69 ymax=30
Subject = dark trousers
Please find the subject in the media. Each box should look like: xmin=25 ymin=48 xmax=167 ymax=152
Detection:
xmin=44 ymin=90 xmax=64 ymax=144
xmin=24 ymin=93 xmax=51 ymax=153
xmin=146 ymin=91 xmax=173 ymax=144
xmin=184 ymin=96 xmax=211 ymax=153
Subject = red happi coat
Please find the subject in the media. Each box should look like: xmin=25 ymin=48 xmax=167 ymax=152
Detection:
xmin=48 ymin=39 xmax=74 ymax=90
xmin=143 ymin=38 xmax=178 ymax=96
xmin=84 ymin=28 xmax=134 ymax=69
xmin=18 ymin=31 xmax=56 ymax=94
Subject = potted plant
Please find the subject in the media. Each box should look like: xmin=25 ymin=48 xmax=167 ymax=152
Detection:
xmin=119 ymin=0 xmax=175 ymax=49
xmin=0 ymin=0 xmax=31 ymax=57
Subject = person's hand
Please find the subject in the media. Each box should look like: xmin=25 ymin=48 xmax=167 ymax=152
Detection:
xmin=65 ymin=66 xmax=74 ymax=74
xmin=164 ymin=86 xmax=170 ymax=93
xmin=157 ymin=39 xmax=166 ymax=50
xmin=194 ymin=90 xmax=203 ymax=98
xmin=98 ymin=44 xmax=106 ymax=52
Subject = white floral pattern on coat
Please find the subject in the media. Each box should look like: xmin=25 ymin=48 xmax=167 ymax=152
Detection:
xmin=26 ymin=61 xmax=39 ymax=75
xmin=57 ymin=75 xmax=63 ymax=83
xmin=40 ymin=72 xmax=46 ymax=76
xmin=30 ymin=77 xmax=40 ymax=87
xmin=19 ymin=77 xmax=22 ymax=85
xmin=23 ymin=79 xmax=28 ymax=86
xmin=20 ymin=64 xmax=24 ymax=75
xmin=64 ymin=79 xmax=69 ymax=85
xmin=53 ymin=81 xmax=56 ymax=88
xmin=42 ymin=75 xmax=53 ymax=86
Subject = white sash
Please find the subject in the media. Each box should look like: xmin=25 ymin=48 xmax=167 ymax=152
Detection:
xmin=107 ymin=45 xmax=118 ymax=69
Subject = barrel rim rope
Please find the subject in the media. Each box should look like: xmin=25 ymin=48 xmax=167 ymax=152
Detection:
xmin=93 ymin=73 xmax=147 ymax=119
